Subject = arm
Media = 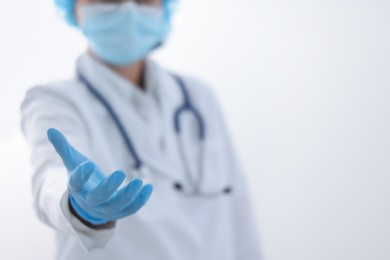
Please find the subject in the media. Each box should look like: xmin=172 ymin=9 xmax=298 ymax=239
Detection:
xmin=208 ymin=87 xmax=263 ymax=259
xmin=21 ymin=87 xmax=152 ymax=251
xmin=20 ymin=87 xmax=117 ymax=250
xmin=230 ymin=157 xmax=263 ymax=259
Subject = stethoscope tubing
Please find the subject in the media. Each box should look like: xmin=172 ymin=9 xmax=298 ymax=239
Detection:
xmin=76 ymin=67 xmax=232 ymax=197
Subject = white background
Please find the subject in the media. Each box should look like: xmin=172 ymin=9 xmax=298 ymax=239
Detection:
xmin=1 ymin=0 xmax=389 ymax=259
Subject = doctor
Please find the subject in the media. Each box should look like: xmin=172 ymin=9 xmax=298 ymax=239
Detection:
xmin=20 ymin=0 xmax=261 ymax=259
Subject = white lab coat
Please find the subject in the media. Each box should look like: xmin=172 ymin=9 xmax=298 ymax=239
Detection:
xmin=20 ymin=53 xmax=261 ymax=260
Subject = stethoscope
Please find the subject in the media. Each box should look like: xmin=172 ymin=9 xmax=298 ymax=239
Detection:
xmin=77 ymin=68 xmax=233 ymax=197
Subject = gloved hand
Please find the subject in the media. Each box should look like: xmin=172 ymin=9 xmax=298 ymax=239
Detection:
xmin=47 ymin=128 xmax=153 ymax=225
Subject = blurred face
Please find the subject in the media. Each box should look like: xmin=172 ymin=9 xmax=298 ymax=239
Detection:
xmin=76 ymin=0 xmax=163 ymax=23
xmin=75 ymin=0 xmax=169 ymax=66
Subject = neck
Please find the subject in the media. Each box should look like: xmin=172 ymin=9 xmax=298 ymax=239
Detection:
xmin=88 ymin=50 xmax=146 ymax=90
xmin=109 ymin=60 xmax=146 ymax=90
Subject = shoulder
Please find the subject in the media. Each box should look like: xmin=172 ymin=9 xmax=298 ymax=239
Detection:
xmin=148 ymin=60 xmax=218 ymax=103
xmin=172 ymin=73 xmax=228 ymax=138
xmin=149 ymin=59 xmax=224 ymax=120
xmin=179 ymin=74 xmax=217 ymax=101
xmin=20 ymin=77 xmax=90 ymax=117
xmin=22 ymin=78 xmax=84 ymax=108
xmin=177 ymin=73 xmax=224 ymax=117
xmin=172 ymin=73 xmax=222 ymax=113
xmin=20 ymin=78 xmax=89 ymax=134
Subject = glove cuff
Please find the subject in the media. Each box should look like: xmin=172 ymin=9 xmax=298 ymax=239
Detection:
xmin=69 ymin=195 xmax=109 ymax=225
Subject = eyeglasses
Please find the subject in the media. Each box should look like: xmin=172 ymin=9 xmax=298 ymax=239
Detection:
xmin=92 ymin=0 xmax=161 ymax=5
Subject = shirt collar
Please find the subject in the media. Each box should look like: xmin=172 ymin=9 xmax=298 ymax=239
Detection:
xmin=75 ymin=52 xmax=187 ymax=181
xmin=76 ymin=52 xmax=160 ymax=107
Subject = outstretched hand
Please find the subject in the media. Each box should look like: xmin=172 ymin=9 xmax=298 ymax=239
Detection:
xmin=47 ymin=128 xmax=153 ymax=225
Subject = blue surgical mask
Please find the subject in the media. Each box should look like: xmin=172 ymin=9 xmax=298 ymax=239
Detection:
xmin=79 ymin=1 xmax=175 ymax=66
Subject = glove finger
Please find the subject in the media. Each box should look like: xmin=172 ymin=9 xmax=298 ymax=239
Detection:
xmin=68 ymin=161 xmax=95 ymax=192
xmin=112 ymin=184 xmax=153 ymax=220
xmin=105 ymin=178 xmax=143 ymax=213
xmin=85 ymin=170 xmax=126 ymax=206
xmin=47 ymin=128 xmax=87 ymax=171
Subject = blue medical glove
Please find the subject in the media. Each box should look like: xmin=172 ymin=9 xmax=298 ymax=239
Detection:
xmin=47 ymin=128 xmax=153 ymax=225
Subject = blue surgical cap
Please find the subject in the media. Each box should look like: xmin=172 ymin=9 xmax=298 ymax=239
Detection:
xmin=54 ymin=0 xmax=78 ymax=27
xmin=54 ymin=0 xmax=178 ymax=27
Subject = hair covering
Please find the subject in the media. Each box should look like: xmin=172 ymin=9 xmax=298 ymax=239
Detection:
xmin=54 ymin=0 xmax=178 ymax=27
xmin=54 ymin=0 xmax=77 ymax=26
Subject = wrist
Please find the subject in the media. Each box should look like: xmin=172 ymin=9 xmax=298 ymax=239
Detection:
xmin=68 ymin=195 xmax=113 ymax=229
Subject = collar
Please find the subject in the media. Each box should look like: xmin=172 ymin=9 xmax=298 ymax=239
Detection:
xmin=76 ymin=53 xmax=187 ymax=183
xmin=77 ymin=53 xmax=160 ymax=107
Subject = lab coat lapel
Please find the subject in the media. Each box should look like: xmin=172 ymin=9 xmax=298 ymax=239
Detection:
xmin=139 ymin=59 xmax=188 ymax=182
xmin=77 ymin=54 xmax=185 ymax=182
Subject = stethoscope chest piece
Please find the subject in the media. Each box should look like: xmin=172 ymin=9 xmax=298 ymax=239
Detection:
xmin=172 ymin=180 xmax=233 ymax=197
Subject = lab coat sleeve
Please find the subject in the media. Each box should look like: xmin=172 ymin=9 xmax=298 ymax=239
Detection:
xmin=229 ymin=156 xmax=263 ymax=260
xmin=208 ymin=88 xmax=263 ymax=259
xmin=20 ymin=86 xmax=117 ymax=251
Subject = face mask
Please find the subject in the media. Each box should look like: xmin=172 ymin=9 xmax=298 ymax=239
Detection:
xmin=79 ymin=1 xmax=174 ymax=66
